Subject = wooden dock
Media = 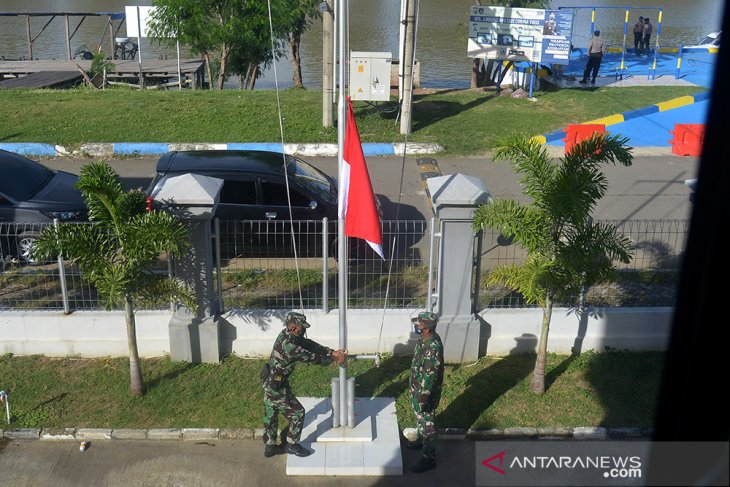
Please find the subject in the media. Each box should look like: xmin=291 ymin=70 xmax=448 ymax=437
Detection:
xmin=0 ymin=70 xmax=81 ymax=89
xmin=0 ymin=59 xmax=206 ymax=89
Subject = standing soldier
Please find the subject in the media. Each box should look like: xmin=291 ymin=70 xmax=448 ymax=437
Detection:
xmin=261 ymin=311 xmax=346 ymax=458
xmin=408 ymin=311 xmax=445 ymax=473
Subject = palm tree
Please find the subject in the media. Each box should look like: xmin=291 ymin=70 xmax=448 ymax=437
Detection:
xmin=32 ymin=162 xmax=194 ymax=397
xmin=473 ymin=134 xmax=634 ymax=393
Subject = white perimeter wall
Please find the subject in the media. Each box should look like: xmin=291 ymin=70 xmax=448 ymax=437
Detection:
xmin=0 ymin=307 xmax=673 ymax=359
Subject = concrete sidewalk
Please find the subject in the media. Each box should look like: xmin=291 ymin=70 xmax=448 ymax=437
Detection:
xmin=0 ymin=438 xmax=475 ymax=487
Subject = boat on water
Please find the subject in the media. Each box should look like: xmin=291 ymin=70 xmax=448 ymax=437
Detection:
xmin=685 ymin=31 xmax=721 ymax=49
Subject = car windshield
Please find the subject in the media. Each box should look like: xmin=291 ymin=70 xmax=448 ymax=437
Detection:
xmin=0 ymin=153 xmax=54 ymax=201
xmin=287 ymin=157 xmax=336 ymax=204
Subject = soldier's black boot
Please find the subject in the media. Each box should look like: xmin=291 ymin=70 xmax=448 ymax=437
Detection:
xmin=405 ymin=439 xmax=423 ymax=450
xmin=411 ymin=456 xmax=437 ymax=473
xmin=264 ymin=444 xmax=284 ymax=458
xmin=286 ymin=443 xmax=313 ymax=457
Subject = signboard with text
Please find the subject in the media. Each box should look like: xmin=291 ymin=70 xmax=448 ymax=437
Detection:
xmin=467 ymin=6 xmax=573 ymax=64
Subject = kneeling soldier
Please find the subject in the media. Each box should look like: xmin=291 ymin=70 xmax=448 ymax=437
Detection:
xmin=261 ymin=311 xmax=346 ymax=458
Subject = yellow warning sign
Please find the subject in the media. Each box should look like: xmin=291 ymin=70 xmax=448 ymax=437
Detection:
xmin=357 ymin=88 xmax=363 ymax=93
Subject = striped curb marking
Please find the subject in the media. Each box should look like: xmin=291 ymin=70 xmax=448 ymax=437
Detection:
xmin=416 ymin=157 xmax=443 ymax=208
xmin=0 ymin=142 xmax=445 ymax=158
xmin=532 ymin=91 xmax=711 ymax=144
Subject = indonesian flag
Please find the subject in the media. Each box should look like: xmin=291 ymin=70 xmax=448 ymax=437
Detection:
xmin=338 ymin=97 xmax=384 ymax=259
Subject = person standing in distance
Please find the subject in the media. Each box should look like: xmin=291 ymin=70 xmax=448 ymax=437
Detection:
xmin=579 ymin=30 xmax=605 ymax=84
xmin=408 ymin=311 xmax=444 ymax=474
xmin=634 ymin=16 xmax=644 ymax=54
xmin=642 ymin=18 xmax=653 ymax=56
xmin=261 ymin=311 xmax=346 ymax=458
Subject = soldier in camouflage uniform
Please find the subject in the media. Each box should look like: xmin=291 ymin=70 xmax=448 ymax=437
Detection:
xmin=408 ymin=310 xmax=444 ymax=473
xmin=261 ymin=311 xmax=346 ymax=458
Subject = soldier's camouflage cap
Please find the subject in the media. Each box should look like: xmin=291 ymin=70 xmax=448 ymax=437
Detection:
xmin=411 ymin=310 xmax=438 ymax=328
xmin=286 ymin=311 xmax=310 ymax=328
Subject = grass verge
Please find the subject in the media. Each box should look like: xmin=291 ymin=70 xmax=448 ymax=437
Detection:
xmin=0 ymin=350 xmax=663 ymax=430
xmin=0 ymin=85 xmax=705 ymax=155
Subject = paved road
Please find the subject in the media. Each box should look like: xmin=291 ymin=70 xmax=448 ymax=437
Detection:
xmin=42 ymin=152 xmax=698 ymax=222
xmin=0 ymin=438 xmax=476 ymax=487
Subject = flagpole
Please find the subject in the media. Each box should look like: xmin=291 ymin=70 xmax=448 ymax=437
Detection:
xmin=336 ymin=0 xmax=348 ymax=428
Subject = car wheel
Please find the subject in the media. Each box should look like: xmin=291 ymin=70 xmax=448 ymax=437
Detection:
xmin=17 ymin=232 xmax=40 ymax=264
xmin=330 ymin=236 xmax=370 ymax=262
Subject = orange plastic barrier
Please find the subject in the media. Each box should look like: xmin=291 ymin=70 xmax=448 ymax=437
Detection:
xmin=563 ymin=124 xmax=607 ymax=154
xmin=669 ymin=124 xmax=705 ymax=156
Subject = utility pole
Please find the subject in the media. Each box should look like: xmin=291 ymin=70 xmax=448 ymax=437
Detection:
xmin=322 ymin=0 xmax=335 ymax=127
xmin=471 ymin=0 xmax=483 ymax=89
xmin=399 ymin=0 xmax=418 ymax=135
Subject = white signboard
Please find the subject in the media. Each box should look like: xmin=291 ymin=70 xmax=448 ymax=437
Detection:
xmin=467 ymin=6 xmax=574 ymax=64
xmin=125 ymin=6 xmax=157 ymax=38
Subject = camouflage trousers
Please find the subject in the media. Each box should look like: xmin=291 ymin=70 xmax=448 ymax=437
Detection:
xmin=263 ymin=384 xmax=305 ymax=446
xmin=414 ymin=408 xmax=438 ymax=460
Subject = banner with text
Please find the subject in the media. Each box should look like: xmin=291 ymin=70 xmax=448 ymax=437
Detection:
xmin=467 ymin=6 xmax=574 ymax=65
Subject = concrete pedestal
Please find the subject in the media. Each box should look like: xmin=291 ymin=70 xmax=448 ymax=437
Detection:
xmin=151 ymin=172 xmax=224 ymax=364
xmin=169 ymin=312 xmax=220 ymax=364
xmin=427 ymin=173 xmax=491 ymax=363
xmin=286 ymin=397 xmax=402 ymax=476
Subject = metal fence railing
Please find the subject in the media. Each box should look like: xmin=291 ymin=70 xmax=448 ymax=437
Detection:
xmin=0 ymin=221 xmax=168 ymax=312
xmin=217 ymin=219 xmax=431 ymax=310
xmin=1 ymin=218 xmax=689 ymax=312
xmin=477 ymin=219 xmax=689 ymax=309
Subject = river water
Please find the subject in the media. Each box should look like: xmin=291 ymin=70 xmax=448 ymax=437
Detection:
xmin=0 ymin=0 xmax=724 ymax=88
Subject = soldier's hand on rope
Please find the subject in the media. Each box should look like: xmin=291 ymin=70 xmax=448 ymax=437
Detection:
xmin=332 ymin=349 xmax=347 ymax=365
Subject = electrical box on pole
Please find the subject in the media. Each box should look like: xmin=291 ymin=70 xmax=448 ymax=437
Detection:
xmin=349 ymin=51 xmax=392 ymax=102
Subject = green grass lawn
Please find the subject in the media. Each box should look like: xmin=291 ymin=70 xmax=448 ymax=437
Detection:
xmin=0 ymin=350 xmax=663 ymax=430
xmin=0 ymin=85 xmax=705 ymax=155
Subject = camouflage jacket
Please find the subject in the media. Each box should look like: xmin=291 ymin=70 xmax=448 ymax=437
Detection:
xmin=265 ymin=329 xmax=334 ymax=386
xmin=409 ymin=333 xmax=444 ymax=412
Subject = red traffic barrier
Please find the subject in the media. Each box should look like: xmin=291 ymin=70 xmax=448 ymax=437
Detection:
xmin=669 ymin=124 xmax=705 ymax=157
xmin=563 ymin=124 xmax=607 ymax=154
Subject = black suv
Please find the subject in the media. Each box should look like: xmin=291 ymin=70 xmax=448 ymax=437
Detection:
xmin=147 ymin=150 xmax=342 ymax=258
xmin=0 ymin=150 xmax=86 ymax=262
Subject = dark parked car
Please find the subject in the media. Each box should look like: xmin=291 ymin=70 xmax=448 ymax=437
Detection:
xmin=147 ymin=150 xmax=347 ymax=258
xmin=0 ymin=150 xmax=86 ymax=262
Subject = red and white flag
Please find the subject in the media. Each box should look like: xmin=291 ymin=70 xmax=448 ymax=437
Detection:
xmin=339 ymin=97 xmax=384 ymax=259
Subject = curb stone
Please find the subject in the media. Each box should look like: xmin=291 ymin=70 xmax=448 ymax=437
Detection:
xmin=537 ymin=427 xmax=573 ymax=439
xmin=504 ymin=427 xmax=539 ymax=439
xmin=219 ymin=428 xmax=255 ymax=440
xmin=573 ymin=427 xmax=608 ymax=440
xmin=40 ymin=428 xmax=76 ymax=440
xmin=147 ymin=428 xmax=182 ymax=440
xmin=2 ymin=426 xmax=652 ymax=441
xmin=76 ymin=428 xmax=112 ymax=440
xmin=182 ymin=428 xmax=219 ymax=441
xmin=111 ymin=429 xmax=148 ymax=440
xmin=4 ymin=429 xmax=40 ymax=439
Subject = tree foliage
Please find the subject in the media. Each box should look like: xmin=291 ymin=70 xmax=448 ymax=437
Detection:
xmin=32 ymin=162 xmax=194 ymax=396
xmin=148 ymin=0 xmax=287 ymax=90
xmin=473 ymin=134 xmax=634 ymax=392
